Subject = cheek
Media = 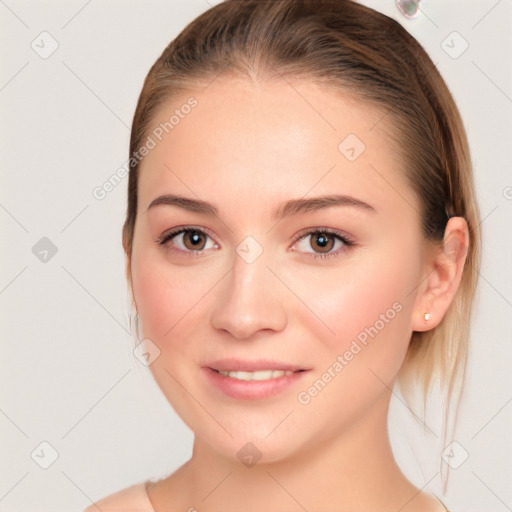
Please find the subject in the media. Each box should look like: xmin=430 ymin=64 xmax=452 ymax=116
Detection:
xmin=130 ymin=240 xmax=226 ymax=348
xmin=292 ymin=245 xmax=419 ymax=373
xmin=131 ymin=245 xmax=191 ymax=342
xmin=289 ymin=250 xmax=418 ymax=428
xmin=131 ymin=257 xmax=166 ymax=339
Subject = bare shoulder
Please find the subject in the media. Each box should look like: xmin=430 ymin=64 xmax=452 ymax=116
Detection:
xmin=400 ymin=489 xmax=449 ymax=512
xmin=82 ymin=482 xmax=153 ymax=512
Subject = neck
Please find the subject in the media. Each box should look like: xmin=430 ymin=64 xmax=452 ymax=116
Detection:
xmin=164 ymin=389 xmax=419 ymax=512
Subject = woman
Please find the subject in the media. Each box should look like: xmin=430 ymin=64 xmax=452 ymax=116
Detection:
xmin=85 ymin=0 xmax=480 ymax=510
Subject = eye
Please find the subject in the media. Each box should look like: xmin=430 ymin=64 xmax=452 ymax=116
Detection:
xmin=291 ymin=228 xmax=354 ymax=259
xmin=156 ymin=226 xmax=353 ymax=259
xmin=157 ymin=227 xmax=218 ymax=255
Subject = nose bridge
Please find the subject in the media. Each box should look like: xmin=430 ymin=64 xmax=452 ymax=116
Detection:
xmin=210 ymin=239 xmax=287 ymax=339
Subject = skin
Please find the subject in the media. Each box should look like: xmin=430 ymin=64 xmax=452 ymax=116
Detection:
xmin=127 ymin=76 xmax=468 ymax=512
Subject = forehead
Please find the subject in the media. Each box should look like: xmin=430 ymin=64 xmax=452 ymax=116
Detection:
xmin=136 ymin=76 xmax=415 ymax=218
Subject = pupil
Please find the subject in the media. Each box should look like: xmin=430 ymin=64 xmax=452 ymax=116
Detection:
xmin=316 ymin=234 xmax=328 ymax=247
xmin=191 ymin=233 xmax=201 ymax=245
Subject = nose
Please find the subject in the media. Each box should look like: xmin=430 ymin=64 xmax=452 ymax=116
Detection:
xmin=210 ymin=248 xmax=288 ymax=340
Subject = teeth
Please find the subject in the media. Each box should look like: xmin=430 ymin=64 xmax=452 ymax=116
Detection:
xmin=217 ymin=369 xmax=293 ymax=380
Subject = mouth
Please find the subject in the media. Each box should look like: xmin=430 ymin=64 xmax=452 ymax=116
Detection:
xmin=203 ymin=359 xmax=309 ymax=399
xmin=210 ymin=368 xmax=306 ymax=381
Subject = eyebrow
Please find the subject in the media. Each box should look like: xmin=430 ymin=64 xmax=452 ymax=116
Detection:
xmin=146 ymin=193 xmax=376 ymax=219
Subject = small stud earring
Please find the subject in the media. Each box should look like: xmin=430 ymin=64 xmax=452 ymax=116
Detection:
xmin=424 ymin=312 xmax=431 ymax=321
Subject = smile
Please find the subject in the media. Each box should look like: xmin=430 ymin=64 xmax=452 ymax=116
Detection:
xmin=214 ymin=369 xmax=294 ymax=380
xmin=204 ymin=365 xmax=308 ymax=400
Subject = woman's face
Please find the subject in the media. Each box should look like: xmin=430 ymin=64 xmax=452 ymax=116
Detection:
xmin=130 ymin=76 xmax=431 ymax=463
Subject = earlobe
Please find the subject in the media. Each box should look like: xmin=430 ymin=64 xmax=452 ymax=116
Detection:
xmin=411 ymin=216 xmax=469 ymax=332
xmin=412 ymin=302 xmax=435 ymax=332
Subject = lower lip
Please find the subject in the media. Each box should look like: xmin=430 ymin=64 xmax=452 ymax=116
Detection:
xmin=202 ymin=367 xmax=308 ymax=400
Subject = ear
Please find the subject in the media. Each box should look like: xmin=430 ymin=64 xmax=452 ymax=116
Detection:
xmin=411 ymin=216 xmax=469 ymax=332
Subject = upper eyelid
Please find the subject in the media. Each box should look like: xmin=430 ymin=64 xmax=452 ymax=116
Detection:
xmin=158 ymin=225 xmax=218 ymax=243
xmin=292 ymin=227 xmax=353 ymax=242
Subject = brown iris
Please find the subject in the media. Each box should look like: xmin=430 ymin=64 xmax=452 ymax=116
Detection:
xmin=310 ymin=232 xmax=334 ymax=253
xmin=183 ymin=230 xmax=207 ymax=251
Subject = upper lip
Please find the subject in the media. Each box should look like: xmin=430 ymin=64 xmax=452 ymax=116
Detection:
xmin=205 ymin=358 xmax=308 ymax=372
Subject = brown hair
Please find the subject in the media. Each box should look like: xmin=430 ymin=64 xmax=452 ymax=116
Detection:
xmin=123 ymin=0 xmax=481 ymax=468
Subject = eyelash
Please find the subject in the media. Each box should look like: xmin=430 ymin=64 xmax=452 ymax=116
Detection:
xmin=156 ymin=226 xmax=355 ymax=260
xmin=291 ymin=227 xmax=354 ymax=259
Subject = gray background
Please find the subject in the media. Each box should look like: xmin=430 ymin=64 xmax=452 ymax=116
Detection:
xmin=1 ymin=1 xmax=511 ymax=510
